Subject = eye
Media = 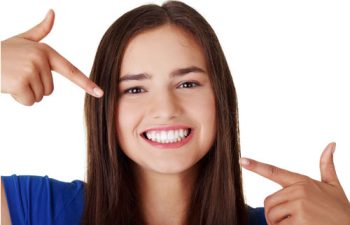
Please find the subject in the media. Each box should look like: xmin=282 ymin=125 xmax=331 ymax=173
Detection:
xmin=178 ymin=81 xmax=200 ymax=89
xmin=123 ymin=86 xmax=146 ymax=94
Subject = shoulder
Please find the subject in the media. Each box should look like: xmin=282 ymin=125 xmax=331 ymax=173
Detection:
xmin=1 ymin=175 xmax=85 ymax=225
xmin=247 ymin=206 xmax=268 ymax=225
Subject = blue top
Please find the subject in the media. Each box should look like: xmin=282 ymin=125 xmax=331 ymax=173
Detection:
xmin=2 ymin=175 xmax=267 ymax=225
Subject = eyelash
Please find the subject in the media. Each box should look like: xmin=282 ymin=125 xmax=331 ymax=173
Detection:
xmin=122 ymin=81 xmax=200 ymax=95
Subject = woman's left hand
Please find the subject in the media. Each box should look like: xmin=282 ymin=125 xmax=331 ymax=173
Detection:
xmin=240 ymin=142 xmax=350 ymax=225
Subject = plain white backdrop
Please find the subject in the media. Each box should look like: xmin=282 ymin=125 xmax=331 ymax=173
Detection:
xmin=1 ymin=0 xmax=350 ymax=207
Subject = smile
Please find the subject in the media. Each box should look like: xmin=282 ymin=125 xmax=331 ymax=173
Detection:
xmin=141 ymin=126 xmax=193 ymax=149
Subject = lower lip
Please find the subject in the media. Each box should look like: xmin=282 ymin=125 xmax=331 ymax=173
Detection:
xmin=141 ymin=130 xmax=193 ymax=149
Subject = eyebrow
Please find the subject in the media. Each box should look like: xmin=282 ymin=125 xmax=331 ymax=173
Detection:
xmin=118 ymin=66 xmax=206 ymax=83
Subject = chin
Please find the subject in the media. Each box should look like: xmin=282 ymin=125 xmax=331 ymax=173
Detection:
xmin=143 ymin=160 xmax=200 ymax=176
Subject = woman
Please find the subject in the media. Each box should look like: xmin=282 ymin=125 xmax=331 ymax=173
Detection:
xmin=1 ymin=1 xmax=349 ymax=225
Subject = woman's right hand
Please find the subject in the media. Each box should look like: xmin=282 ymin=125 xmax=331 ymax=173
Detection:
xmin=1 ymin=9 xmax=103 ymax=106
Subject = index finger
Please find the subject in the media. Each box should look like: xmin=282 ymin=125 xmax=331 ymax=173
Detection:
xmin=45 ymin=45 xmax=104 ymax=98
xmin=240 ymin=157 xmax=308 ymax=187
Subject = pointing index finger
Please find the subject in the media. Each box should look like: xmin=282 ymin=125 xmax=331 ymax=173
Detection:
xmin=240 ymin=157 xmax=308 ymax=187
xmin=45 ymin=45 xmax=104 ymax=98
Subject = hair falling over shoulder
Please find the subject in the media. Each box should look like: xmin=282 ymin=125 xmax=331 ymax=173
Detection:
xmin=83 ymin=1 xmax=247 ymax=225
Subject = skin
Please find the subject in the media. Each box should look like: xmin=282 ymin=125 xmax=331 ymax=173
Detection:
xmin=1 ymin=180 xmax=12 ymax=225
xmin=0 ymin=10 xmax=103 ymax=106
xmin=0 ymin=10 xmax=102 ymax=225
xmin=1 ymin=9 xmax=350 ymax=225
xmin=116 ymin=24 xmax=217 ymax=225
xmin=240 ymin=143 xmax=350 ymax=225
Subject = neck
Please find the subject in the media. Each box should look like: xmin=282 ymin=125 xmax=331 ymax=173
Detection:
xmin=135 ymin=167 xmax=198 ymax=225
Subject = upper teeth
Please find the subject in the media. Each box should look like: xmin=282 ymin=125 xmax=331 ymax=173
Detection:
xmin=144 ymin=129 xmax=190 ymax=143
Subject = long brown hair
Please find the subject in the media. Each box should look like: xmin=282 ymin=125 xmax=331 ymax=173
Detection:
xmin=83 ymin=1 xmax=246 ymax=225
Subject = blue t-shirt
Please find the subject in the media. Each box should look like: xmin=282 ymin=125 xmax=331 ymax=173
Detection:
xmin=2 ymin=175 xmax=267 ymax=225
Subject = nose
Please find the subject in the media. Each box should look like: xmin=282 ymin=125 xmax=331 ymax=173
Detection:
xmin=149 ymin=89 xmax=182 ymax=120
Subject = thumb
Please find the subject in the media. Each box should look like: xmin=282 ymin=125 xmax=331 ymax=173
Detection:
xmin=16 ymin=9 xmax=55 ymax=42
xmin=320 ymin=142 xmax=340 ymax=186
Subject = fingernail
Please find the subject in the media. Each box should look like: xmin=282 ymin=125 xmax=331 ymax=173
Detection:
xmin=239 ymin=158 xmax=250 ymax=166
xmin=46 ymin=9 xmax=52 ymax=18
xmin=93 ymin=87 xmax=104 ymax=97
xmin=331 ymin=142 xmax=336 ymax=154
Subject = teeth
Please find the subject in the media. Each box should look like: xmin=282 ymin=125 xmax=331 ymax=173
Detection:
xmin=184 ymin=129 xmax=188 ymax=136
xmin=144 ymin=128 xmax=191 ymax=143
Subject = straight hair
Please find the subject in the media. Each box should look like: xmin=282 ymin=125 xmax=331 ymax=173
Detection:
xmin=83 ymin=1 xmax=247 ymax=225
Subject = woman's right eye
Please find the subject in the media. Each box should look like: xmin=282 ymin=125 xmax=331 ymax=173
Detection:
xmin=123 ymin=87 xmax=146 ymax=95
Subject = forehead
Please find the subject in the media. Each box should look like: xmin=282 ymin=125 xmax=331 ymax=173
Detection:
xmin=121 ymin=24 xmax=206 ymax=75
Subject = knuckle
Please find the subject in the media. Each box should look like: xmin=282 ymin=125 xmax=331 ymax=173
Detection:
xmin=268 ymin=165 xmax=280 ymax=178
xmin=301 ymin=174 xmax=311 ymax=181
xmin=264 ymin=195 xmax=271 ymax=207
xmin=39 ymin=42 xmax=50 ymax=50
xmin=36 ymin=95 xmax=44 ymax=102
xmin=296 ymin=198 xmax=307 ymax=211
xmin=38 ymin=43 xmax=52 ymax=55
xmin=25 ymin=101 xmax=35 ymax=106
xmin=32 ymin=47 xmax=48 ymax=64
xmin=295 ymin=217 xmax=308 ymax=225
xmin=294 ymin=200 xmax=310 ymax=223
xmin=68 ymin=64 xmax=80 ymax=76
xmin=29 ymin=47 xmax=43 ymax=59
xmin=15 ymin=76 xmax=29 ymax=91
xmin=299 ymin=176 xmax=315 ymax=188
xmin=266 ymin=210 xmax=273 ymax=222
xmin=37 ymin=86 xmax=45 ymax=98
xmin=42 ymin=72 xmax=54 ymax=96
xmin=295 ymin=184 xmax=308 ymax=197
xmin=22 ymin=65 xmax=41 ymax=83
xmin=45 ymin=85 xmax=54 ymax=96
xmin=24 ymin=62 xmax=38 ymax=76
xmin=12 ymin=91 xmax=35 ymax=106
xmin=21 ymin=97 xmax=35 ymax=106
xmin=44 ymin=84 xmax=54 ymax=96
xmin=24 ymin=44 xmax=48 ymax=68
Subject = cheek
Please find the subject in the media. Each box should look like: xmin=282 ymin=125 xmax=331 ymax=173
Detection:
xmin=186 ymin=90 xmax=216 ymax=145
xmin=190 ymin=90 xmax=216 ymax=122
xmin=116 ymin=101 xmax=144 ymax=144
xmin=203 ymin=99 xmax=216 ymax=140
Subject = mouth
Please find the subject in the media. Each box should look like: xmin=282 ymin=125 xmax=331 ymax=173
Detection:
xmin=140 ymin=127 xmax=193 ymax=149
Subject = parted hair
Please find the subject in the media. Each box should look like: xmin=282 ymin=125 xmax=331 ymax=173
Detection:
xmin=83 ymin=1 xmax=247 ymax=225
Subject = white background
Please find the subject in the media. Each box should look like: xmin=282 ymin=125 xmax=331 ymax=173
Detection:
xmin=1 ymin=0 xmax=349 ymax=207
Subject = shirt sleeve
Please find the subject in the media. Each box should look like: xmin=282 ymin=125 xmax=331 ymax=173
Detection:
xmin=1 ymin=175 xmax=84 ymax=225
xmin=248 ymin=206 xmax=268 ymax=225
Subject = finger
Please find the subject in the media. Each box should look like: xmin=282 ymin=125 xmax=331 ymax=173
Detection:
xmin=264 ymin=183 xmax=312 ymax=220
xmin=16 ymin=9 xmax=55 ymax=42
xmin=29 ymin=73 xmax=45 ymax=102
xmin=264 ymin=187 xmax=292 ymax=213
xmin=41 ymin=71 xmax=54 ymax=96
xmin=11 ymin=86 xmax=36 ymax=106
xmin=267 ymin=201 xmax=294 ymax=224
xmin=39 ymin=57 xmax=54 ymax=96
xmin=240 ymin=157 xmax=307 ymax=187
xmin=45 ymin=46 xmax=104 ymax=98
xmin=278 ymin=213 xmax=294 ymax=225
xmin=320 ymin=142 xmax=340 ymax=186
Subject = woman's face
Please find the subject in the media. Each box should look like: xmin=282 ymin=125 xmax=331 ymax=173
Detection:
xmin=116 ymin=24 xmax=216 ymax=175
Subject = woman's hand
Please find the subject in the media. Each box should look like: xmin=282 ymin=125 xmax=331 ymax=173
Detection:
xmin=241 ymin=143 xmax=350 ymax=225
xmin=1 ymin=9 xmax=103 ymax=106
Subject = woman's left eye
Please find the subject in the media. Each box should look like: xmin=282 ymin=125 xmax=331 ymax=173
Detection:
xmin=178 ymin=81 xmax=200 ymax=89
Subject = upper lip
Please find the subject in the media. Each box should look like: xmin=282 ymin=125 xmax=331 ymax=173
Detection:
xmin=141 ymin=125 xmax=192 ymax=134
